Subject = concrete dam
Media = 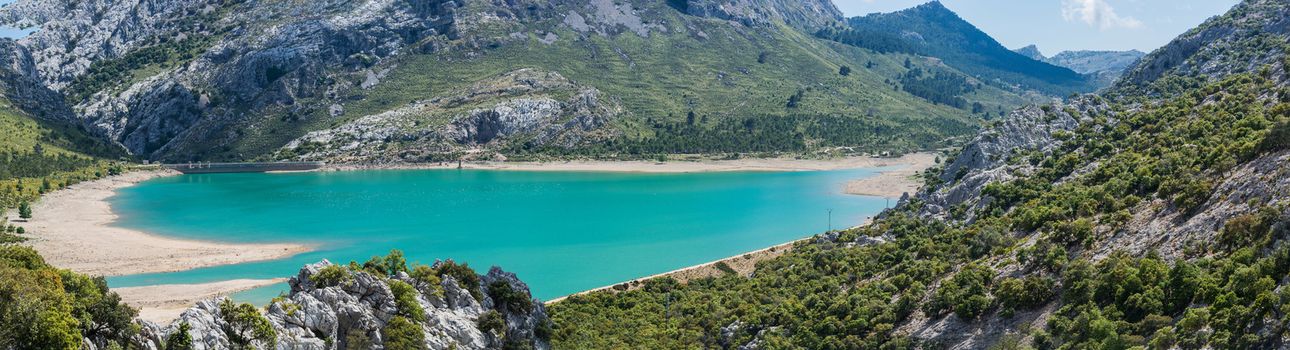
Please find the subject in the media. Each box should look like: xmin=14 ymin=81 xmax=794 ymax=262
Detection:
xmin=162 ymin=162 xmax=324 ymax=174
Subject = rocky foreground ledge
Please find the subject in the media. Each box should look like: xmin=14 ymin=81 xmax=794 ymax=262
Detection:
xmin=123 ymin=260 xmax=551 ymax=350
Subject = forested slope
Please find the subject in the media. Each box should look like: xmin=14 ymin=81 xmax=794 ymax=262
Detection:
xmin=548 ymin=1 xmax=1290 ymax=348
xmin=830 ymin=2 xmax=1097 ymax=97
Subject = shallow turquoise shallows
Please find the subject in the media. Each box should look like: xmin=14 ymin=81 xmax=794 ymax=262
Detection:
xmin=106 ymin=167 xmax=894 ymax=302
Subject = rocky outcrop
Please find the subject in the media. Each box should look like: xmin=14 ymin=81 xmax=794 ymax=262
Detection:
xmin=140 ymin=260 xmax=550 ymax=350
xmin=280 ymin=69 xmax=620 ymax=163
xmin=1115 ymin=0 xmax=1289 ymax=94
xmin=680 ymin=0 xmax=842 ymax=30
xmin=0 ymin=39 xmax=78 ymax=125
xmin=0 ymin=0 xmax=216 ymax=90
xmin=912 ymin=97 xmax=1109 ymax=223
xmin=1 ymin=0 xmax=465 ymax=160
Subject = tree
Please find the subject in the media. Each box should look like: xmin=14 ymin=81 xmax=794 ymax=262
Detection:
xmin=18 ymin=201 xmax=31 ymax=219
xmin=165 ymin=322 xmax=195 ymax=350
xmin=904 ymin=57 xmax=913 ymax=69
xmin=219 ymin=299 xmax=276 ymax=349
xmin=839 ymin=65 xmax=852 ymax=76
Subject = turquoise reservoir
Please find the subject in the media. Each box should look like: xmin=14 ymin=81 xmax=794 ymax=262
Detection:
xmin=106 ymin=168 xmax=893 ymax=301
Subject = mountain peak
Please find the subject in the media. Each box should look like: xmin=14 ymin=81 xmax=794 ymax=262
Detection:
xmin=913 ymin=1 xmax=950 ymax=11
xmin=847 ymin=3 xmax=1093 ymax=95
xmin=1014 ymin=45 xmax=1046 ymax=61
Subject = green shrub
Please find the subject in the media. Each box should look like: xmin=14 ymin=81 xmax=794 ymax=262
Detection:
xmin=362 ymin=250 xmax=409 ymax=277
xmin=477 ymin=310 xmax=506 ymax=335
xmin=434 ymin=260 xmax=481 ymax=301
xmin=994 ymin=276 xmax=1055 ymax=314
xmin=166 ymin=322 xmax=195 ymax=350
xmin=409 ymin=264 xmax=443 ymax=297
xmin=389 ymin=280 xmax=427 ymax=323
xmin=1218 ymin=207 xmax=1280 ymax=249
xmin=381 ymin=316 xmax=427 ymax=350
xmin=311 ymin=264 xmax=351 ymax=288
xmin=928 ymin=264 xmax=995 ymax=320
xmin=487 ymin=280 xmax=533 ymax=314
xmin=218 ymin=299 xmax=276 ymax=348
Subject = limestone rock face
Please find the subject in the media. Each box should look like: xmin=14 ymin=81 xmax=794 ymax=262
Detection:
xmin=0 ymin=0 xmax=462 ymax=160
xmin=681 ymin=0 xmax=842 ymax=30
xmin=1115 ymin=0 xmax=1290 ymax=93
xmin=280 ymin=69 xmax=620 ymax=163
xmin=913 ymin=97 xmax=1109 ymax=223
xmin=140 ymin=260 xmax=551 ymax=350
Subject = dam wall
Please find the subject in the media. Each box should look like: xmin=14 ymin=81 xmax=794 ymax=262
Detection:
xmin=162 ymin=162 xmax=324 ymax=174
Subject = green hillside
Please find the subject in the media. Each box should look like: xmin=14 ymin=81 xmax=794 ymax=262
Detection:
xmin=547 ymin=1 xmax=1290 ymax=348
xmin=0 ymin=93 xmax=124 ymax=210
xmin=224 ymin=5 xmax=1038 ymax=161
xmin=830 ymin=2 xmax=1098 ymax=96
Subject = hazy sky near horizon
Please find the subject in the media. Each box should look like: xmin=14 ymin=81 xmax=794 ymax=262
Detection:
xmin=833 ymin=0 xmax=1239 ymax=54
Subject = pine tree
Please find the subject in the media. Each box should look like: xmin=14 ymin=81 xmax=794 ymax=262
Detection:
xmin=18 ymin=201 xmax=31 ymax=220
xmin=165 ymin=322 xmax=194 ymax=350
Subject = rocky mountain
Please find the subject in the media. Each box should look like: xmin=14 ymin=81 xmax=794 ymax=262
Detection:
xmin=549 ymin=0 xmax=1290 ymax=348
xmin=1114 ymin=0 xmax=1289 ymax=96
xmin=0 ymin=0 xmax=1047 ymax=163
xmin=1012 ymin=44 xmax=1045 ymax=61
xmin=1027 ymin=49 xmax=1146 ymax=88
xmin=1045 ymin=50 xmax=1145 ymax=76
xmin=127 ymin=259 xmax=552 ymax=350
xmin=836 ymin=1 xmax=1097 ymax=96
xmin=1011 ymin=45 xmax=1144 ymax=76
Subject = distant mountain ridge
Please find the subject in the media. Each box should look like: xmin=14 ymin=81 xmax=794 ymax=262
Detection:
xmin=1011 ymin=45 xmax=1145 ymax=87
xmin=834 ymin=1 xmax=1097 ymax=96
xmin=1046 ymin=50 xmax=1145 ymax=75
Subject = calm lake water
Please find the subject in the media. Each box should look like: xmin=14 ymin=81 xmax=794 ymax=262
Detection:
xmin=105 ymin=167 xmax=893 ymax=301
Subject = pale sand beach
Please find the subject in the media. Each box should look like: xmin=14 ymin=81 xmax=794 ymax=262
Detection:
xmin=11 ymin=170 xmax=310 ymax=277
xmin=843 ymin=152 xmax=938 ymax=198
xmin=115 ymin=278 xmax=289 ymax=323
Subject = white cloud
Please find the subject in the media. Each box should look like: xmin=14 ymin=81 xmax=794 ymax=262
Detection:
xmin=1061 ymin=0 xmax=1144 ymax=30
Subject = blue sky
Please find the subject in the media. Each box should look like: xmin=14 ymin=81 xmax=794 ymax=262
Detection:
xmin=834 ymin=0 xmax=1239 ymax=54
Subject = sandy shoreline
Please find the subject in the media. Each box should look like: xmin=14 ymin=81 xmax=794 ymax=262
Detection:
xmin=843 ymin=153 xmax=937 ymax=198
xmin=9 ymin=170 xmax=311 ymax=277
xmin=546 ymin=220 xmax=875 ymax=304
xmin=116 ymin=278 xmax=288 ymax=323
